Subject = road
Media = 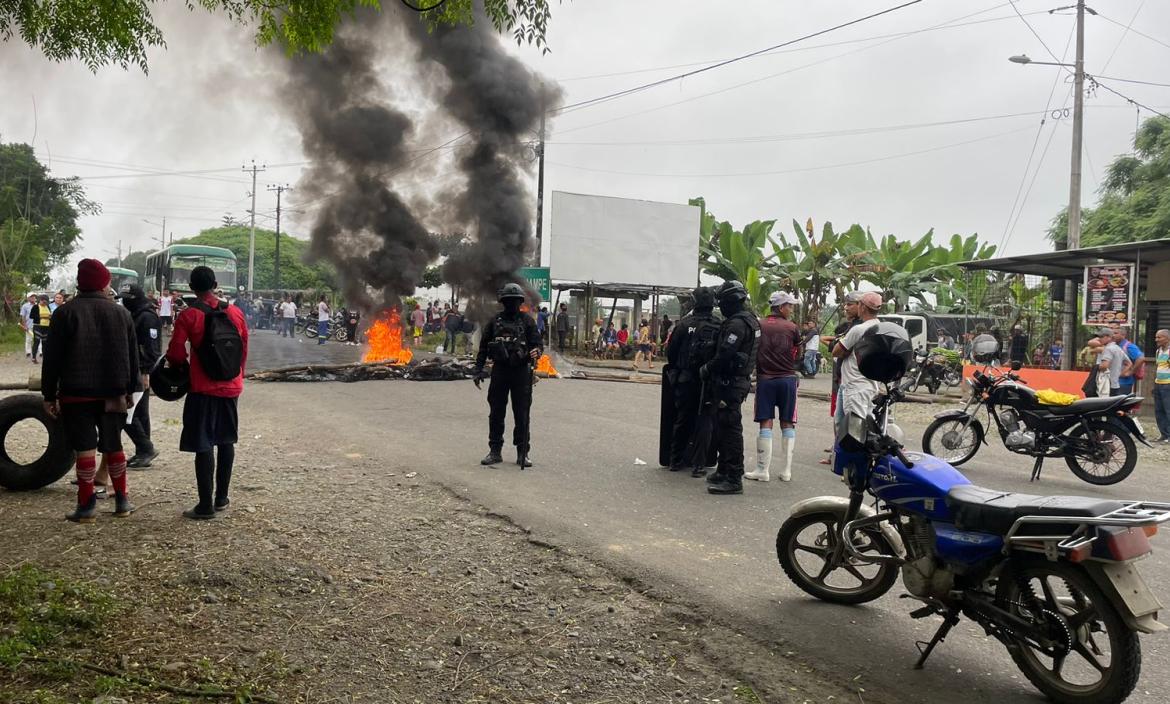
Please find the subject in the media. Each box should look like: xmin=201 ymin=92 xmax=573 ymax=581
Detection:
xmin=244 ymin=331 xmax=1170 ymax=703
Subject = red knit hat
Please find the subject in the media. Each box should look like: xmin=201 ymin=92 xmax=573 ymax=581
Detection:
xmin=76 ymin=259 xmax=111 ymax=292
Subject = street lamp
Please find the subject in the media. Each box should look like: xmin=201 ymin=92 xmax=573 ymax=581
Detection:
xmin=1009 ymin=54 xmax=1073 ymax=68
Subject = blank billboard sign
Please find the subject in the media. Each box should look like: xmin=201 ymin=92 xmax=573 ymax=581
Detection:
xmin=550 ymin=191 xmax=700 ymax=288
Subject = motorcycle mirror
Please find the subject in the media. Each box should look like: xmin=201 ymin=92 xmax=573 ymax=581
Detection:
xmin=1010 ymin=360 xmax=1023 ymax=371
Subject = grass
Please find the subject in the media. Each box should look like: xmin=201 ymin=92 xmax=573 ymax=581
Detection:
xmin=0 ymin=325 xmax=26 ymax=356
xmin=0 ymin=564 xmax=115 ymax=669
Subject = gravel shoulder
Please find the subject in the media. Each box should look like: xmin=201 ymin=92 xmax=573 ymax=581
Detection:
xmin=0 ymin=349 xmax=869 ymax=704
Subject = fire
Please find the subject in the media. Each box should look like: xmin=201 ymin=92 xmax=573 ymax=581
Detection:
xmin=362 ymin=309 xmax=414 ymax=366
xmin=534 ymin=354 xmax=558 ymax=377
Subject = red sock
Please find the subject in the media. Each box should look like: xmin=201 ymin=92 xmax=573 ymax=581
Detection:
xmin=75 ymin=455 xmax=97 ymax=505
xmin=106 ymin=451 xmax=128 ymax=496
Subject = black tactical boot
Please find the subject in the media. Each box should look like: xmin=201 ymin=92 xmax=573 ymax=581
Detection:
xmin=691 ymin=466 xmax=709 ymax=478
xmin=481 ymin=450 xmax=504 ymax=466
xmin=517 ymin=448 xmax=533 ymax=469
xmin=707 ymin=477 xmax=743 ymax=495
xmin=705 ymin=470 xmax=726 ymax=484
xmin=66 ymin=496 xmax=98 ymax=523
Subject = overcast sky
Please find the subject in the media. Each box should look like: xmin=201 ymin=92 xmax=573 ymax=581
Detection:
xmin=2 ymin=0 xmax=1168 ymax=286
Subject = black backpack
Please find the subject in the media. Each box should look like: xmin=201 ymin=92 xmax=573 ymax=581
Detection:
xmin=489 ymin=315 xmax=529 ymax=365
xmin=682 ymin=316 xmax=721 ymax=372
xmin=191 ymin=301 xmax=243 ymax=381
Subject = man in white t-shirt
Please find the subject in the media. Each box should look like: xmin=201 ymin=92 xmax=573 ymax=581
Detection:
xmin=832 ymin=291 xmax=883 ymax=434
xmin=280 ymin=295 xmax=298 ymax=338
xmin=159 ymin=288 xmax=174 ymax=330
xmin=19 ymin=293 xmax=36 ymax=358
xmin=317 ymin=295 xmax=331 ymax=345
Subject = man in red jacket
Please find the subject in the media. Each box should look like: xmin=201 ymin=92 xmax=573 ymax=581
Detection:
xmin=166 ymin=266 xmax=249 ymax=519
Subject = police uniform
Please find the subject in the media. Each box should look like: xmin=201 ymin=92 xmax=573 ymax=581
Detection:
xmin=475 ymin=284 xmax=543 ymax=468
xmin=705 ymin=281 xmax=760 ymax=494
xmin=664 ymin=287 xmax=720 ymax=475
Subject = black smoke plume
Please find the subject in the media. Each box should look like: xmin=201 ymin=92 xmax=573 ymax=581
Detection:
xmin=284 ymin=8 xmax=561 ymax=312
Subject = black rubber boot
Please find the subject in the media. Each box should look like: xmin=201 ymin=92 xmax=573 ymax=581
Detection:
xmin=66 ymin=496 xmax=98 ymax=523
xmin=517 ymin=449 xmax=533 ymax=469
xmin=691 ymin=466 xmax=708 ymax=478
xmin=707 ymin=477 xmax=744 ymax=495
xmin=481 ymin=450 xmax=504 ymax=466
xmin=112 ymin=493 xmax=135 ymax=518
xmin=705 ymin=471 xmax=726 ymax=484
xmin=668 ymin=464 xmax=687 ymax=472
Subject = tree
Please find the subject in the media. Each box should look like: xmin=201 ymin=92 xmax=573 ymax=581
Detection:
xmin=1048 ymin=116 xmax=1170 ymax=247
xmin=175 ymin=225 xmax=336 ymax=291
xmin=0 ymin=142 xmax=95 ymax=317
xmin=2 ymin=0 xmax=556 ymax=72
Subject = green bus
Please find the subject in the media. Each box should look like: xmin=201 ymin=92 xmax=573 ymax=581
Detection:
xmin=144 ymin=245 xmax=238 ymax=295
xmin=108 ymin=266 xmax=139 ymax=293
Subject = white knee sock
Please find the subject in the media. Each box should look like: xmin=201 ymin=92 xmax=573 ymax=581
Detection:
xmin=748 ymin=429 xmax=772 ymax=480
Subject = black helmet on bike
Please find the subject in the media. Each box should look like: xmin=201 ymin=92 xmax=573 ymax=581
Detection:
xmin=853 ymin=322 xmax=913 ymax=384
xmin=971 ymin=333 xmax=999 ymax=364
xmin=150 ymin=359 xmax=189 ymax=402
xmin=497 ymin=283 xmax=526 ymax=302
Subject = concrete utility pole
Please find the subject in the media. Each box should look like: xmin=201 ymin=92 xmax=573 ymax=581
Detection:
xmin=242 ymin=160 xmax=266 ymax=294
xmin=268 ymin=184 xmax=291 ymax=292
xmin=533 ymin=106 xmax=547 ymax=268
xmin=1060 ymin=0 xmax=1086 ymax=370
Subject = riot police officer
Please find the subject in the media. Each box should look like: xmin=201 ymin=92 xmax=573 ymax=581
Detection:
xmin=474 ymin=283 xmax=543 ymax=469
xmin=664 ymin=286 xmax=720 ymax=476
xmin=702 ymin=280 xmax=760 ymax=495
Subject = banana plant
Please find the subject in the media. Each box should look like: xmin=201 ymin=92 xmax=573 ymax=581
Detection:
xmin=853 ymin=230 xmax=940 ymax=311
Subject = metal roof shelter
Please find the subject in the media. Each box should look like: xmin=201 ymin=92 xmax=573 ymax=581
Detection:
xmin=550 ymin=281 xmax=696 ymax=352
xmin=959 ymin=238 xmax=1170 ymax=281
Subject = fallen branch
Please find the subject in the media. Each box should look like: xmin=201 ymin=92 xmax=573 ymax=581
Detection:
xmin=23 ymin=655 xmax=282 ymax=703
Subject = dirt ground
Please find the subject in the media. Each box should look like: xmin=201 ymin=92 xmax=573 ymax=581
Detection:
xmin=0 ymin=351 xmax=871 ymax=704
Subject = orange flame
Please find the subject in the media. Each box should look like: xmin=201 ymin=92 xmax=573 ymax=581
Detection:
xmin=362 ymin=309 xmax=414 ymax=366
xmin=534 ymin=354 xmax=558 ymax=377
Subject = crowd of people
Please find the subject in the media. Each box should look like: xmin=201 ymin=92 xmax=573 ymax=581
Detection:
xmin=38 ymin=260 xmax=248 ymax=523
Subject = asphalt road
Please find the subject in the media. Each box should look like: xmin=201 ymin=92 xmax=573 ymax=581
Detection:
xmin=246 ymin=334 xmax=1170 ymax=704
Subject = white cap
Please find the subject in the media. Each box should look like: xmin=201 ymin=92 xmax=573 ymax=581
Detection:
xmin=769 ymin=291 xmax=799 ymax=307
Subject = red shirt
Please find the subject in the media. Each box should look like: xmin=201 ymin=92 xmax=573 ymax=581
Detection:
xmin=166 ymin=292 xmax=249 ymax=398
xmin=756 ymin=314 xmax=802 ymax=380
xmin=617 ymin=329 xmax=630 ymax=345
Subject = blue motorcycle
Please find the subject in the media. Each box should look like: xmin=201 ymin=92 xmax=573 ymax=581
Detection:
xmin=776 ymin=386 xmax=1169 ymax=704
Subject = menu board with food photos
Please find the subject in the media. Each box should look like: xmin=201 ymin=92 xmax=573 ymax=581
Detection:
xmin=1083 ymin=264 xmax=1135 ymax=326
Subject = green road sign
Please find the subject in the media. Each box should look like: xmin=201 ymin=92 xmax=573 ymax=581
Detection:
xmin=519 ymin=266 xmax=551 ymax=301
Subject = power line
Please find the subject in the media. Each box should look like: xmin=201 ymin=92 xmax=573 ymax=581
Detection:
xmin=555 ymin=6 xmax=1048 ymax=83
xmin=548 ymin=125 xmax=1035 ymax=178
xmin=1092 ymin=74 xmax=1170 ymax=89
xmin=1097 ymin=12 xmax=1170 ymax=51
xmin=1100 ymin=0 xmax=1145 ymax=73
xmin=553 ymin=2 xmax=1032 ymax=137
xmin=1090 ymin=77 xmax=1170 ymax=120
xmin=1008 ymin=0 xmax=1064 ymax=64
xmin=552 ymin=0 xmax=925 ymax=115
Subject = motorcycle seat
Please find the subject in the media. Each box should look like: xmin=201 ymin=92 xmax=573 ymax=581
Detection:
xmin=946 ymin=485 xmax=1127 ymax=536
xmin=1040 ymin=396 xmax=1127 ymax=415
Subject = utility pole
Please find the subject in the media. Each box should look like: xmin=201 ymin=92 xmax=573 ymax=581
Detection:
xmin=242 ymin=160 xmax=266 ymax=294
xmin=158 ymin=218 xmax=166 ymax=250
xmin=1060 ymin=0 xmax=1086 ymax=371
xmin=533 ymin=94 xmax=547 ymax=267
xmin=116 ymin=240 xmax=123 ymax=267
xmin=268 ymin=184 xmax=291 ymax=292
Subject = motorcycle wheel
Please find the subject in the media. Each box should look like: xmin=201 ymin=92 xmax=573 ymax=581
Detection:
xmin=333 ymin=326 xmax=348 ymax=341
xmin=996 ymin=559 xmax=1140 ymax=704
xmin=943 ymin=369 xmax=962 ymax=387
xmin=776 ymin=511 xmax=899 ymax=605
xmin=1063 ymin=421 xmax=1137 ymax=485
xmin=302 ymin=323 xmax=318 ymax=339
xmin=922 ymin=416 xmax=983 ymax=466
xmin=926 ymin=378 xmax=941 ymax=395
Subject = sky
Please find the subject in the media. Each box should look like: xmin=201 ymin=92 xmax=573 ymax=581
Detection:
xmin=2 ymin=0 xmax=1168 ymax=290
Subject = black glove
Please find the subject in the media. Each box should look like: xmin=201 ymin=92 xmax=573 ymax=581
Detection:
xmin=473 ymin=368 xmax=488 ymax=389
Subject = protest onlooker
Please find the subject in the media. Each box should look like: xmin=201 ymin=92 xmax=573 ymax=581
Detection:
xmin=121 ymin=285 xmax=161 ymax=468
xmin=1078 ymin=337 xmax=1102 ymax=369
xmin=633 ymin=319 xmax=654 ymax=370
xmin=747 ymin=292 xmax=802 ymax=482
xmin=1009 ymin=325 xmax=1029 ymax=365
xmin=831 ymin=292 xmax=882 ymax=472
xmin=280 ymin=295 xmax=297 ymax=337
xmin=1080 ymin=338 xmax=1104 ymax=397
xmin=41 ymin=260 xmax=139 ymax=522
xmin=19 ymin=293 xmax=35 ymax=359
xmin=410 ymin=303 xmax=426 ymax=347
xmin=316 ymin=295 xmax=331 ymax=345
xmin=1098 ymin=328 xmax=1132 ymax=397
xmin=536 ymin=306 xmax=549 ymax=344
xmin=30 ymin=294 xmax=53 ymax=364
xmin=344 ymin=307 xmax=360 ymax=346
xmin=159 ymin=288 xmax=174 ymax=331
xmin=1049 ymin=338 xmax=1063 ymax=369
xmin=1153 ymin=329 xmax=1169 ymax=443
xmin=800 ymin=319 xmax=820 ymax=376
xmin=819 ymin=292 xmax=861 ymax=464
xmin=616 ymin=322 xmax=630 ymax=356
xmin=444 ymin=304 xmax=464 ymax=355
xmin=660 ymin=314 xmax=673 ymax=345
xmin=602 ymin=322 xmax=619 ymax=358
xmin=166 ymin=266 xmax=248 ymax=519
xmin=1112 ymin=327 xmax=1145 ymax=397
xmin=555 ymin=303 xmax=570 ymax=353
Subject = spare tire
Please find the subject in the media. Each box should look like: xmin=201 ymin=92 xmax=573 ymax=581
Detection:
xmin=0 ymin=394 xmax=76 ymax=491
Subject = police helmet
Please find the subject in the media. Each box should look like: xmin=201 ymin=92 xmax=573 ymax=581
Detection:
xmin=853 ymin=322 xmax=913 ymax=384
xmin=150 ymin=360 xmax=190 ymax=402
xmin=970 ymin=333 xmax=999 ymax=364
xmin=716 ymin=280 xmax=748 ymax=304
xmin=691 ymin=286 xmax=715 ymax=310
xmin=498 ymin=283 xmax=525 ymax=302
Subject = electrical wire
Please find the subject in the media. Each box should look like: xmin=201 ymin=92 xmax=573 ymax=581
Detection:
xmin=1091 ymin=74 xmax=1170 ymax=89
xmin=1091 ymin=78 xmax=1170 ymax=120
xmin=551 ymin=0 xmax=925 ymax=115
xmin=1008 ymin=0 xmax=1063 ymax=64
xmin=548 ymin=125 xmax=1035 ymax=178
xmin=1097 ymin=12 xmax=1170 ymax=51
xmin=1100 ymin=0 xmax=1145 ymax=74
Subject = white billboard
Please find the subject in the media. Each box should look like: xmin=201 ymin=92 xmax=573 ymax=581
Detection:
xmin=550 ymin=191 xmax=700 ymax=288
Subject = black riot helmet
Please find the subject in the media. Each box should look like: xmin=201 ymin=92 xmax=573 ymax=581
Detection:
xmin=717 ymin=280 xmax=748 ymax=316
xmin=150 ymin=359 xmax=189 ymax=402
xmin=853 ymin=322 xmax=914 ymax=384
xmin=497 ymin=283 xmax=525 ymax=302
xmin=691 ymin=286 xmax=715 ymax=311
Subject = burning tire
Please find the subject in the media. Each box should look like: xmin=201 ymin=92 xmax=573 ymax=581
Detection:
xmin=0 ymin=394 xmax=76 ymax=492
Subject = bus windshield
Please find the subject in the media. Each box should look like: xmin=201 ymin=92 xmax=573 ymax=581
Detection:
xmin=170 ymin=255 xmax=237 ymax=290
